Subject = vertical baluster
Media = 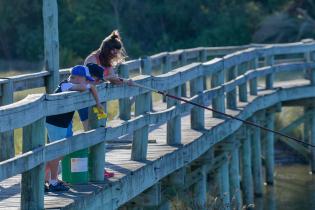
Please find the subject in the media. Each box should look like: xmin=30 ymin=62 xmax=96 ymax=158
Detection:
xmin=118 ymin=63 xmax=131 ymax=120
xmin=249 ymin=58 xmax=258 ymax=96
xmin=167 ymin=86 xmax=181 ymax=145
xmin=226 ymin=66 xmax=237 ymax=109
xmin=211 ymin=66 xmax=225 ymax=118
xmin=265 ymin=56 xmax=274 ymax=89
xmin=238 ymin=62 xmax=248 ymax=102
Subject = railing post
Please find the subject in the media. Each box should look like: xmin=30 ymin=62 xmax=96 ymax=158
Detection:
xmin=249 ymin=58 xmax=258 ymax=96
xmin=21 ymin=118 xmax=45 ymax=210
xmin=199 ymin=49 xmax=208 ymax=90
xmin=0 ymin=79 xmax=14 ymax=161
xmin=88 ymin=108 xmax=106 ymax=182
xmin=140 ymin=56 xmax=152 ymax=111
xmin=190 ymin=66 xmax=205 ymax=130
xmin=192 ymin=165 xmax=207 ymax=209
xmin=241 ymin=126 xmax=254 ymax=207
xmin=43 ymin=0 xmax=59 ymax=94
xmin=226 ymin=66 xmax=237 ymax=109
xmin=180 ymin=51 xmax=187 ymax=97
xmin=310 ymin=51 xmax=315 ymax=85
xmin=265 ymin=55 xmax=274 ymax=89
xmin=211 ymin=67 xmax=225 ymax=118
xmin=162 ymin=54 xmax=171 ymax=102
xmin=251 ymin=113 xmax=264 ymax=197
xmin=118 ymin=63 xmax=131 ymax=120
xmin=131 ymin=86 xmax=150 ymax=161
xmin=238 ymin=62 xmax=248 ymax=102
xmin=265 ymin=109 xmax=275 ymax=185
xmin=167 ymin=86 xmax=181 ymax=145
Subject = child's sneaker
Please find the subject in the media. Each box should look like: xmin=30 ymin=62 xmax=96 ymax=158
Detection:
xmin=49 ymin=181 xmax=70 ymax=192
xmin=44 ymin=182 xmax=50 ymax=192
xmin=104 ymin=170 xmax=114 ymax=178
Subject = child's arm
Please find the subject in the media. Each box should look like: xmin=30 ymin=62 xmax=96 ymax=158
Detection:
xmin=69 ymin=83 xmax=89 ymax=92
xmin=89 ymin=85 xmax=103 ymax=111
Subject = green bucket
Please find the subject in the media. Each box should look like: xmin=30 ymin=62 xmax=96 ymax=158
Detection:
xmin=61 ymin=149 xmax=89 ymax=184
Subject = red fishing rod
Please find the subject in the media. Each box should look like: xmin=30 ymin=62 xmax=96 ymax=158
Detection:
xmin=119 ymin=78 xmax=315 ymax=148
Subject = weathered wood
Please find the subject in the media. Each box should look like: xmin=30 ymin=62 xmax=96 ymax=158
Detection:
xmin=238 ymin=62 xmax=248 ymax=102
xmin=166 ymin=86 xmax=181 ymax=145
xmin=43 ymin=0 xmax=59 ymax=93
xmin=190 ymin=74 xmax=205 ymax=130
xmin=310 ymin=106 xmax=315 ymax=173
xmin=192 ymin=165 xmax=207 ymax=209
xmin=180 ymin=51 xmax=187 ymax=97
xmin=229 ymin=138 xmax=242 ymax=210
xmin=118 ymin=63 xmax=131 ymax=120
xmin=217 ymin=153 xmax=230 ymax=210
xmin=141 ymin=56 xmax=152 ymax=111
xmin=265 ymin=56 xmax=274 ymax=89
xmin=211 ymin=68 xmax=225 ymax=118
xmin=0 ymin=79 xmax=14 ymax=161
xmin=265 ymin=110 xmax=275 ymax=185
xmin=21 ymin=118 xmax=45 ymax=210
xmin=251 ymin=114 xmax=264 ymax=196
xmin=131 ymin=90 xmax=150 ymax=160
xmin=199 ymin=49 xmax=208 ymax=90
xmin=226 ymin=66 xmax=237 ymax=109
xmin=88 ymin=106 xmax=106 ymax=182
xmin=162 ymin=55 xmax=171 ymax=102
xmin=241 ymin=127 xmax=254 ymax=206
xmin=132 ymin=183 xmax=161 ymax=207
xmin=249 ymin=58 xmax=258 ymax=95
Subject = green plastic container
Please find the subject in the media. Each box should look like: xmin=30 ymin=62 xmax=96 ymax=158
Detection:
xmin=61 ymin=149 xmax=89 ymax=184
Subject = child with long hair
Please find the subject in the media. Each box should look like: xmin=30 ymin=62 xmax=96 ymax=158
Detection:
xmin=84 ymin=30 xmax=133 ymax=85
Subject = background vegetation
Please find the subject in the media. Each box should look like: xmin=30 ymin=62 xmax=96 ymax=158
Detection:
xmin=1 ymin=0 xmax=315 ymax=69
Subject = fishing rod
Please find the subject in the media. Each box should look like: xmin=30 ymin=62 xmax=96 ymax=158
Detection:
xmin=119 ymin=78 xmax=315 ymax=148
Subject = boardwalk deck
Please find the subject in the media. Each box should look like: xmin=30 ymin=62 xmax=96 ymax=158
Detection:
xmin=0 ymin=79 xmax=310 ymax=209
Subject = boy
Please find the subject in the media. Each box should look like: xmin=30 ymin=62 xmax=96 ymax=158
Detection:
xmin=45 ymin=65 xmax=101 ymax=191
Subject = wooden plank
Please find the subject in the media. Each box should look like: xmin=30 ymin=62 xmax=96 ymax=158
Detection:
xmin=43 ymin=0 xmax=59 ymax=94
xmin=21 ymin=118 xmax=45 ymax=210
xmin=265 ymin=55 xmax=275 ymax=89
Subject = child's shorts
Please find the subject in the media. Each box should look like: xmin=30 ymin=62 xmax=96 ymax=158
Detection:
xmin=46 ymin=122 xmax=68 ymax=143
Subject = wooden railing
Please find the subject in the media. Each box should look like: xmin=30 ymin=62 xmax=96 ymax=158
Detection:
xmin=1 ymin=40 xmax=315 ymax=208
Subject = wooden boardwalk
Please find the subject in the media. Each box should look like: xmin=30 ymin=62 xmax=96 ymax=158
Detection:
xmin=0 ymin=79 xmax=311 ymax=209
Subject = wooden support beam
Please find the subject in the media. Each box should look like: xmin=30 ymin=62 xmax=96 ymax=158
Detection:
xmin=241 ymin=126 xmax=254 ymax=207
xmin=167 ymin=86 xmax=181 ymax=146
xmin=310 ymin=106 xmax=315 ymax=173
xmin=211 ymin=68 xmax=225 ymax=118
xmin=265 ymin=110 xmax=275 ymax=185
xmin=132 ymin=183 xmax=161 ymax=207
xmin=238 ymin=62 xmax=248 ymax=102
xmin=88 ymin=107 xmax=106 ymax=182
xmin=0 ymin=80 xmax=14 ymax=161
xmin=249 ymin=59 xmax=258 ymax=96
xmin=265 ymin=56 xmax=274 ymax=89
xmin=118 ymin=63 xmax=131 ymax=120
xmin=180 ymin=51 xmax=187 ymax=97
xmin=251 ymin=114 xmax=264 ymax=197
xmin=217 ymin=153 xmax=231 ymax=210
xmin=190 ymin=73 xmax=205 ymax=130
xmin=43 ymin=0 xmax=59 ymax=94
xmin=228 ymin=136 xmax=242 ymax=210
xmin=21 ymin=118 xmax=45 ymax=210
xmin=192 ymin=165 xmax=207 ymax=209
xmin=226 ymin=66 xmax=237 ymax=109
xmin=132 ymin=87 xmax=151 ymax=160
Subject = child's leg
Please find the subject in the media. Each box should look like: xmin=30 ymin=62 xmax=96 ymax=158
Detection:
xmin=49 ymin=158 xmax=61 ymax=181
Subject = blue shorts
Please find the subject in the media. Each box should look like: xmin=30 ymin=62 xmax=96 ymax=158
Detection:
xmin=78 ymin=107 xmax=89 ymax=121
xmin=46 ymin=123 xmax=68 ymax=143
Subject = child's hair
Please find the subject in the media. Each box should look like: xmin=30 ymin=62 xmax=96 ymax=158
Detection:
xmin=93 ymin=30 xmax=127 ymax=67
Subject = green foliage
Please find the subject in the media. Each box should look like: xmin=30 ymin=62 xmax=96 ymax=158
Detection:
xmin=1 ymin=0 xmax=314 ymax=67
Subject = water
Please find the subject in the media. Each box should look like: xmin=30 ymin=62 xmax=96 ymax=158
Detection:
xmin=256 ymin=164 xmax=315 ymax=210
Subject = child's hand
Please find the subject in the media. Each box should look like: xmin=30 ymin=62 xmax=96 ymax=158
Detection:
xmin=126 ymin=79 xmax=134 ymax=86
xmin=96 ymin=103 xmax=104 ymax=112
